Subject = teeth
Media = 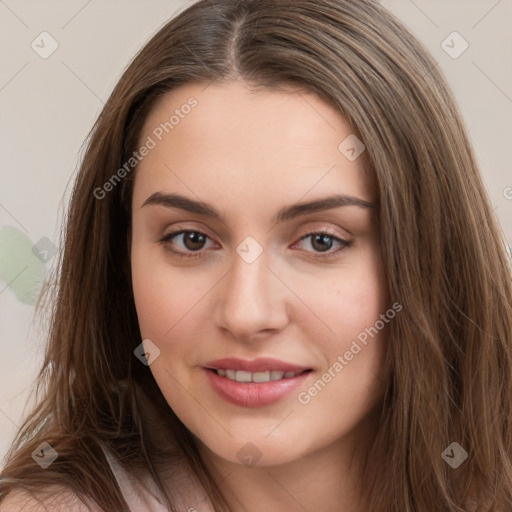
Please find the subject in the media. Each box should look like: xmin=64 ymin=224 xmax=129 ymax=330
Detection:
xmin=235 ymin=370 xmax=252 ymax=382
xmin=252 ymin=371 xmax=270 ymax=383
xmin=215 ymin=369 xmax=303 ymax=382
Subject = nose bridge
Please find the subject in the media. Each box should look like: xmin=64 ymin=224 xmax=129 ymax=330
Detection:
xmin=214 ymin=244 xmax=288 ymax=339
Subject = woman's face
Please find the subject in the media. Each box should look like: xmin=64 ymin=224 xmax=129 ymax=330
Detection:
xmin=130 ymin=80 xmax=391 ymax=467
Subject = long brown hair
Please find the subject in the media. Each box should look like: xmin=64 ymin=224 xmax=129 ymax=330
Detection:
xmin=1 ymin=0 xmax=511 ymax=510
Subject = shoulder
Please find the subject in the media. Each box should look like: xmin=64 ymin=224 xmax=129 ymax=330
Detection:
xmin=0 ymin=487 xmax=104 ymax=512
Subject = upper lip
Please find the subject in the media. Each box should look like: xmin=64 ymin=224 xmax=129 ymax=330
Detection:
xmin=204 ymin=357 xmax=311 ymax=373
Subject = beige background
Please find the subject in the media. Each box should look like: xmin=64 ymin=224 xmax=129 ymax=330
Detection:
xmin=0 ymin=0 xmax=511 ymax=466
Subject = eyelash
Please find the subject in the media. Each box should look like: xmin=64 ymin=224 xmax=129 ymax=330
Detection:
xmin=158 ymin=229 xmax=352 ymax=260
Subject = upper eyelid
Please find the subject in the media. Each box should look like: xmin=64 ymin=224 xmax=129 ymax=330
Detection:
xmin=160 ymin=219 xmax=351 ymax=239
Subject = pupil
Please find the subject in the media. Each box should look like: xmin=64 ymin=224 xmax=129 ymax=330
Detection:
xmin=185 ymin=232 xmax=205 ymax=251
xmin=312 ymin=234 xmax=332 ymax=252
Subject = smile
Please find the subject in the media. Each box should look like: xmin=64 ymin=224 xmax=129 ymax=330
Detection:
xmin=203 ymin=358 xmax=313 ymax=407
xmin=214 ymin=369 xmax=307 ymax=382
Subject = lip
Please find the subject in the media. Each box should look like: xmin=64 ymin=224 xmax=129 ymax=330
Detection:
xmin=203 ymin=358 xmax=312 ymax=408
xmin=204 ymin=357 xmax=310 ymax=373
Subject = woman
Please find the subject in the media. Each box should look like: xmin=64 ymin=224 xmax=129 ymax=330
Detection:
xmin=1 ymin=0 xmax=511 ymax=510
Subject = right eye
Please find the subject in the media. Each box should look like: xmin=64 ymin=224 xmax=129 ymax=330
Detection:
xmin=159 ymin=230 xmax=217 ymax=259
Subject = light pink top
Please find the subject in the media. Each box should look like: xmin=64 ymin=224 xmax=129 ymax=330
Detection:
xmin=102 ymin=447 xmax=215 ymax=512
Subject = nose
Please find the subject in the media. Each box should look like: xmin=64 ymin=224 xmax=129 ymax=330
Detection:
xmin=213 ymin=247 xmax=289 ymax=343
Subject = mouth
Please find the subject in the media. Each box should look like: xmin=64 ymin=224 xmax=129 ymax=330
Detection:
xmin=203 ymin=357 xmax=313 ymax=407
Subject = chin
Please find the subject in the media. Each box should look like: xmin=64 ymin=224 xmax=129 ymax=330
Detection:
xmin=197 ymin=429 xmax=317 ymax=469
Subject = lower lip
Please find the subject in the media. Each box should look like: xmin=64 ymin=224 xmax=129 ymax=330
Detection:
xmin=204 ymin=369 xmax=311 ymax=407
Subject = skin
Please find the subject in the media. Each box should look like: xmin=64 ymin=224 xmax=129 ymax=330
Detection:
xmin=130 ymin=80 xmax=391 ymax=511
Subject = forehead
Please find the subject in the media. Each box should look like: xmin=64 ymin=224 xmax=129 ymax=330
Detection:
xmin=132 ymin=80 xmax=374 ymax=212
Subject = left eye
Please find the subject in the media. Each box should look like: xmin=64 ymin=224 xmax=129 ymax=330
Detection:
xmin=294 ymin=231 xmax=351 ymax=256
xmin=159 ymin=230 xmax=351 ymax=259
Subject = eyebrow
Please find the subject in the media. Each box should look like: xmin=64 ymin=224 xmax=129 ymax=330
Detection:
xmin=142 ymin=192 xmax=377 ymax=223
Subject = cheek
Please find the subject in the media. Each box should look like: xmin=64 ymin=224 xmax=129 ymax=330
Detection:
xmin=131 ymin=244 xmax=203 ymax=337
xmin=292 ymin=272 xmax=390 ymax=440
xmin=294 ymin=246 xmax=389 ymax=399
xmin=299 ymin=251 xmax=387 ymax=345
xmin=130 ymin=246 xmax=219 ymax=382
